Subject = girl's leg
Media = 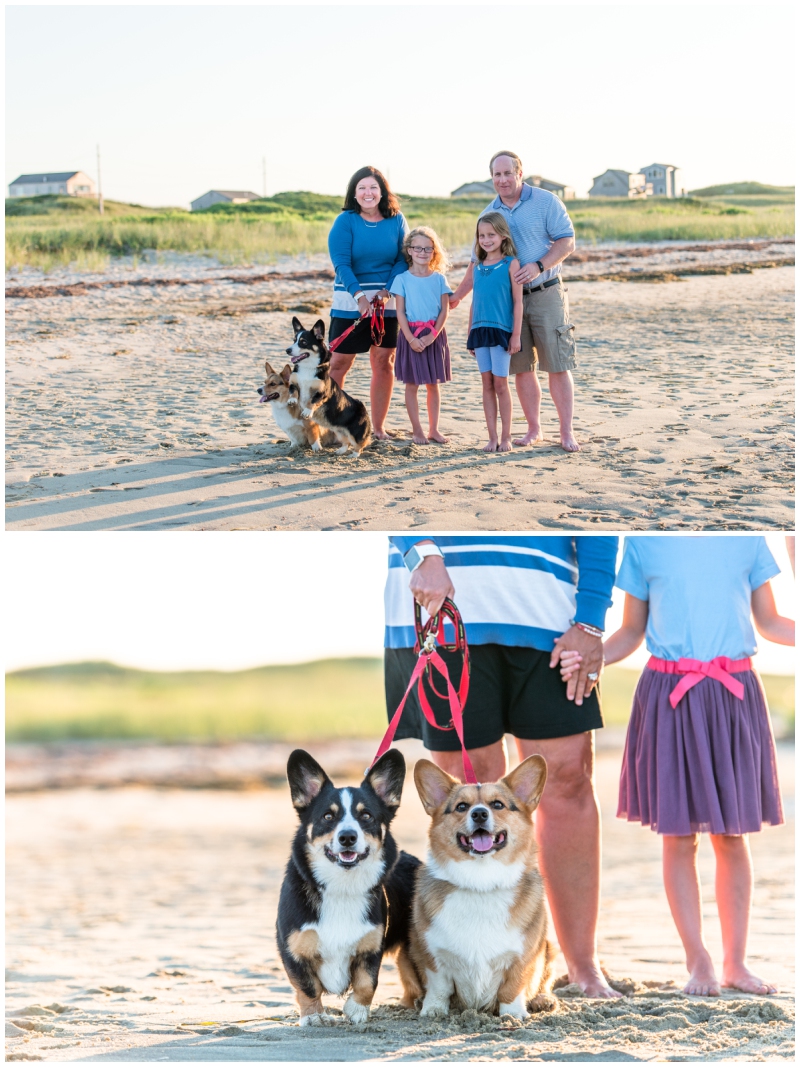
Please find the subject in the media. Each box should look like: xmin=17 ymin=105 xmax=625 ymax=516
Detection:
xmin=710 ymin=833 xmax=777 ymax=994
xmin=330 ymin=351 xmax=356 ymax=390
xmin=662 ymin=834 xmax=720 ymax=995
xmin=425 ymin=384 xmax=447 ymax=443
xmin=404 ymin=384 xmax=428 ymax=445
xmin=481 ymin=370 xmax=499 ymax=451
xmin=369 ymin=345 xmax=396 ymax=439
xmin=493 ymin=374 xmax=512 ymax=451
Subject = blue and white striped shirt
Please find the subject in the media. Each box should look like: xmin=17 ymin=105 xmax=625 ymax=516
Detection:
xmin=385 ymin=536 xmax=617 ymax=650
xmin=328 ymin=211 xmax=409 ymax=318
xmin=478 ymin=184 xmax=575 ymax=285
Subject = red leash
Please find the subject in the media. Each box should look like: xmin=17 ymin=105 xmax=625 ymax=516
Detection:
xmin=328 ymin=297 xmax=386 ymax=353
xmin=370 ymin=598 xmax=476 ymax=784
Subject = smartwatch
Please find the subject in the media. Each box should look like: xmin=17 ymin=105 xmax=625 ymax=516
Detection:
xmin=353 ymin=290 xmax=365 ymax=302
xmin=403 ymin=542 xmax=444 ymax=572
xmin=535 ymin=260 xmax=545 ymax=274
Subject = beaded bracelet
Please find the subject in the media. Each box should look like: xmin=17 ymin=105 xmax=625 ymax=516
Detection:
xmin=575 ymin=621 xmax=604 ymax=638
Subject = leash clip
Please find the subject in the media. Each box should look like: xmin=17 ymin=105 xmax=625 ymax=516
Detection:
xmin=422 ymin=631 xmax=437 ymax=654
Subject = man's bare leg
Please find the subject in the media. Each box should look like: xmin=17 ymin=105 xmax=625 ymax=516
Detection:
xmin=430 ymin=739 xmax=508 ymax=783
xmin=547 ymin=370 xmax=579 ymax=452
xmin=513 ymin=370 xmax=544 ymax=446
xmin=516 ymin=733 xmax=620 ymax=998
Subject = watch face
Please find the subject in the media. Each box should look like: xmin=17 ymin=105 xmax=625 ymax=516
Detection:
xmin=405 ymin=547 xmax=421 ymax=571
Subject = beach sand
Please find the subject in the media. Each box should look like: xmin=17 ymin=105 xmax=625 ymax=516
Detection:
xmin=5 ymin=740 xmax=794 ymax=1061
xmin=5 ymin=247 xmax=794 ymax=531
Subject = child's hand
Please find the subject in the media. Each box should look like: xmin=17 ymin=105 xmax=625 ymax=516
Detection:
xmin=449 ymin=296 xmax=461 ymax=310
xmin=468 ymin=349 xmax=475 ymax=357
xmin=421 ymin=333 xmax=436 ymax=348
xmin=558 ymin=649 xmax=583 ymax=681
xmin=410 ymin=337 xmax=425 ymax=353
xmin=509 ymin=334 xmax=521 ymax=355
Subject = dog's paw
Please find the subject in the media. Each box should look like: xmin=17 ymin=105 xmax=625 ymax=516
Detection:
xmin=287 ymin=397 xmax=297 ymax=405
xmin=343 ymin=997 xmax=370 ymax=1025
xmin=300 ymin=1013 xmax=322 ymax=1028
xmin=527 ymin=993 xmax=558 ymax=1014
xmin=335 ymin=445 xmax=350 ymax=455
xmin=419 ymin=1002 xmax=449 ymax=1019
xmin=311 ymin=441 xmax=322 ymax=452
xmin=301 ymin=408 xmax=313 ymax=420
xmin=499 ymin=1005 xmax=528 ymax=1021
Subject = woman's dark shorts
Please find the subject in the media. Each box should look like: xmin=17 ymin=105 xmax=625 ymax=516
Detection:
xmin=328 ymin=315 xmax=398 ymax=355
xmin=384 ymin=643 xmax=603 ymax=751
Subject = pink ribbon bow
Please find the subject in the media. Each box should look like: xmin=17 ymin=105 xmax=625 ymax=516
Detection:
xmin=647 ymin=655 xmax=750 ymax=708
xmin=408 ymin=320 xmax=437 ymax=338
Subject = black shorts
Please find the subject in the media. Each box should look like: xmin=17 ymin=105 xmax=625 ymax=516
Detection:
xmin=328 ymin=315 xmax=399 ymax=355
xmin=384 ymin=644 xmax=603 ymax=751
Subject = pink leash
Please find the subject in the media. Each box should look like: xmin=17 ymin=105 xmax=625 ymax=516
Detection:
xmin=647 ymin=655 xmax=752 ymax=708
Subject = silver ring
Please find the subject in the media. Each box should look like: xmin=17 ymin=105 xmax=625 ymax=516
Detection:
xmin=587 ymin=672 xmax=599 ymax=681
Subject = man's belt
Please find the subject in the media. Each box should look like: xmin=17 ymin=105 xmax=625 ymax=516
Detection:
xmin=522 ymin=277 xmax=560 ymax=296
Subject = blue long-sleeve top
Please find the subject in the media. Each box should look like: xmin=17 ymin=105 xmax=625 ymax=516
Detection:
xmin=384 ymin=536 xmax=618 ymax=650
xmin=328 ymin=211 xmax=410 ymax=318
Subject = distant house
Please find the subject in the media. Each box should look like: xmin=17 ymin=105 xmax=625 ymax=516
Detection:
xmin=639 ymin=163 xmax=681 ymax=197
xmin=451 ymin=174 xmax=575 ymax=200
xmin=191 ymin=189 xmax=261 ymax=212
xmin=588 ymin=169 xmax=651 ymax=199
xmin=8 ymin=171 xmax=96 ymax=198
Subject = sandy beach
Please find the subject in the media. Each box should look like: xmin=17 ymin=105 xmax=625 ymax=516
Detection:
xmin=5 ymin=244 xmax=794 ymax=531
xmin=5 ymin=738 xmax=794 ymax=1062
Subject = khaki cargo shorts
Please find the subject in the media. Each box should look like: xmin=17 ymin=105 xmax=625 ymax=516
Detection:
xmin=510 ymin=280 xmax=577 ymax=375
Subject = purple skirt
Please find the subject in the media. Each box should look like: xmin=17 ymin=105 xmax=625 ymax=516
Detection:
xmin=395 ymin=327 xmax=451 ymax=385
xmin=618 ymin=667 xmax=784 ymax=836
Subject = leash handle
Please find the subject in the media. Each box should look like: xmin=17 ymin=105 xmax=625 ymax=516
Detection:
xmin=372 ymin=598 xmax=475 ymax=785
xmin=328 ymin=297 xmax=385 ymax=354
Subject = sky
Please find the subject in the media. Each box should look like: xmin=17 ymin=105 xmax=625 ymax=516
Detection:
xmin=4 ymin=533 xmax=795 ymax=674
xmin=5 ymin=2 xmax=795 ymax=207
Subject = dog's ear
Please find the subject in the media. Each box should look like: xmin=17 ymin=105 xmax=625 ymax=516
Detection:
xmin=312 ymin=319 xmax=326 ymax=342
xmin=287 ymin=749 xmax=331 ymax=811
xmin=264 ymin=360 xmax=274 ymax=375
xmin=363 ymin=750 xmax=405 ymax=812
xmin=502 ymin=755 xmax=547 ymax=812
xmin=414 ymin=759 xmax=458 ymax=815
xmin=280 ymin=363 xmax=292 ymax=384
xmin=291 ymin=316 xmax=304 ymax=336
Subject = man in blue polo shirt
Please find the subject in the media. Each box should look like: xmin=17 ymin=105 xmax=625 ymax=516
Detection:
xmin=384 ymin=535 xmax=621 ymax=999
xmin=451 ymin=152 xmax=580 ymax=452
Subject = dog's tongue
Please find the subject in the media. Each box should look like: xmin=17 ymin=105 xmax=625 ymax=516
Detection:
xmin=471 ymin=830 xmax=494 ymax=853
xmin=339 ymin=851 xmax=358 ymax=863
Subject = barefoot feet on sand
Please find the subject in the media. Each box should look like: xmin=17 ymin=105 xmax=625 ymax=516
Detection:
xmin=373 ymin=428 xmax=401 ymax=441
xmin=498 ymin=437 xmax=512 ymax=452
xmin=569 ymin=965 xmax=623 ymax=999
xmin=513 ymin=430 xmax=544 ymax=447
xmin=483 ymin=440 xmax=498 ymax=453
xmin=722 ymin=964 xmax=777 ymax=995
xmin=412 ymin=433 xmax=430 ymax=445
xmin=684 ymin=955 xmax=721 ymax=996
xmin=561 ymin=431 xmax=580 ymax=452
xmin=427 ymin=431 xmax=448 ymax=444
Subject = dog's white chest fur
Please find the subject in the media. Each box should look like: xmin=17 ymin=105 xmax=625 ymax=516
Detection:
xmin=424 ymin=864 xmax=525 ymax=1011
xmin=309 ymin=894 xmax=373 ymax=996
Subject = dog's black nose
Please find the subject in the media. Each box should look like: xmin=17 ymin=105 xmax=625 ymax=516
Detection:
xmin=338 ymin=830 xmax=358 ymax=849
xmin=285 ymin=347 xmax=293 ymax=356
xmin=471 ymin=807 xmax=489 ymax=824
xmin=257 ymin=387 xmax=264 ymax=395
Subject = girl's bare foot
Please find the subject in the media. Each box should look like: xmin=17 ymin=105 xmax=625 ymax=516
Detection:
xmin=427 ymin=431 xmax=448 ymax=444
xmin=684 ymin=955 xmax=721 ymax=996
xmin=412 ymin=433 xmax=429 ymax=445
xmin=722 ymin=964 xmax=777 ymax=995
xmin=498 ymin=438 xmax=512 ymax=452
xmin=483 ymin=440 xmax=498 ymax=453
xmin=513 ymin=430 xmax=544 ymax=447
xmin=560 ymin=431 xmax=580 ymax=453
xmin=373 ymin=428 xmax=400 ymax=441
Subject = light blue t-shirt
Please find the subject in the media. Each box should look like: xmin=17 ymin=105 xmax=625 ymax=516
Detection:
xmin=389 ymin=270 xmax=452 ymax=323
xmin=616 ymin=536 xmax=780 ymax=662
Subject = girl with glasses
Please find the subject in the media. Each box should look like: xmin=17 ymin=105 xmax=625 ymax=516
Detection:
xmin=390 ymin=227 xmax=453 ymax=445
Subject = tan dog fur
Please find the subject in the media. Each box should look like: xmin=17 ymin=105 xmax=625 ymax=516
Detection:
xmin=261 ymin=361 xmax=334 ymax=450
xmin=409 ymin=756 xmax=557 ymax=1020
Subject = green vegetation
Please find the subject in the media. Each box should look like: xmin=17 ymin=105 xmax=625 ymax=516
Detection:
xmin=5 ymin=659 xmax=794 ymax=743
xmin=688 ymin=181 xmax=794 ymax=198
xmin=6 ymin=185 xmax=794 ymax=272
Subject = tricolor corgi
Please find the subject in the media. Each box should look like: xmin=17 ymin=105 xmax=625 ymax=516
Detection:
xmin=407 ymin=757 xmax=557 ymax=1020
xmin=276 ymin=749 xmax=420 ymax=1026
xmin=286 ymin=317 xmax=372 ymax=455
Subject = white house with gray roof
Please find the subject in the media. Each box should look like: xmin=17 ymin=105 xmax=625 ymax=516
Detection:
xmin=588 ymin=169 xmax=650 ymax=199
xmin=640 ymin=163 xmax=681 ymax=197
xmin=8 ymin=171 xmax=96 ymax=198
xmin=191 ymin=189 xmax=261 ymax=212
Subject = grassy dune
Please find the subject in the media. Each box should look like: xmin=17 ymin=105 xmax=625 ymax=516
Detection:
xmin=5 ymin=185 xmax=794 ymax=272
xmin=6 ymin=659 xmax=794 ymax=743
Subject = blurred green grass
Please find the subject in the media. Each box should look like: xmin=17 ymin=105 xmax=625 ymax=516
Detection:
xmin=5 ymin=660 xmax=794 ymax=743
xmin=6 ymin=184 xmax=794 ymax=271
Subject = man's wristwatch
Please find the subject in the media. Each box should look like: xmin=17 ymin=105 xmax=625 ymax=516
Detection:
xmin=535 ymin=260 xmax=545 ymax=274
xmin=353 ymin=290 xmax=365 ymax=302
xmin=403 ymin=543 xmax=444 ymax=572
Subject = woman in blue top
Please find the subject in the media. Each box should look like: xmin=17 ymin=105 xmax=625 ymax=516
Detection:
xmin=467 ymin=212 xmax=523 ymax=452
xmin=327 ymin=166 xmax=409 ymax=440
xmin=561 ymin=536 xmax=794 ymax=997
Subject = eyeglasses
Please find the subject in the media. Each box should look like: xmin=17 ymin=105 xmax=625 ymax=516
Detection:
xmin=408 ymin=245 xmax=434 ymax=254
